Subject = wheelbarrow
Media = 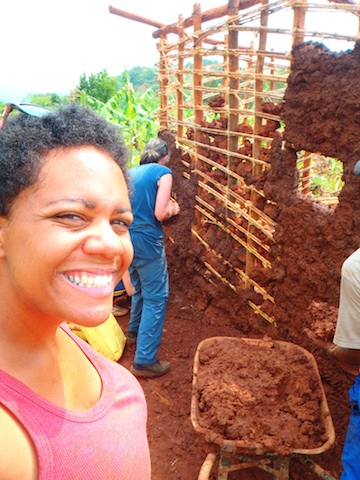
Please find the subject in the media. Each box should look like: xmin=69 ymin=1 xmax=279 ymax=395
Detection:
xmin=191 ymin=337 xmax=337 ymax=480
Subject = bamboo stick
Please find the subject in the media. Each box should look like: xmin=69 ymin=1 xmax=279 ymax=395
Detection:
xmin=194 ymin=205 xmax=272 ymax=267
xmin=193 ymin=228 xmax=274 ymax=303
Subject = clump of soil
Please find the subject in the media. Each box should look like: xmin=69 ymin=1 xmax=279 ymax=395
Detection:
xmin=193 ymin=337 xmax=331 ymax=456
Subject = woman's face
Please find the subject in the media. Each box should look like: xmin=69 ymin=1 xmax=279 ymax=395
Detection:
xmin=0 ymin=146 xmax=133 ymax=328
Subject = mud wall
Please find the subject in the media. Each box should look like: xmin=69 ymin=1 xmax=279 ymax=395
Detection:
xmin=164 ymin=41 xmax=360 ymax=333
xmin=160 ymin=42 xmax=360 ymax=477
xmin=271 ymin=41 xmax=360 ymax=332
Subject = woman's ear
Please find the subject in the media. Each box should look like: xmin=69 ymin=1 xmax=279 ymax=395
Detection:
xmin=0 ymin=217 xmax=7 ymax=258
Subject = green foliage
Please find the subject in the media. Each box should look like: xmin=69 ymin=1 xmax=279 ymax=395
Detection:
xmin=297 ymin=153 xmax=344 ymax=198
xmin=116 ymin=67 xmax=159 ymax=93
xmin=80 ymin=72 xmax=160 ymax=166
xmin=78 ymin=69 xmax=117 ymax=103
xmin=23 ymin=92 xmax=64 ymax=109
xmin=310 ymin=156 xmax=344 ymax=197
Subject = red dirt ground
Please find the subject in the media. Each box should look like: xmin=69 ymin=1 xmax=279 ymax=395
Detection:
xmin=116 ymin=42 xmax=360 ymax=479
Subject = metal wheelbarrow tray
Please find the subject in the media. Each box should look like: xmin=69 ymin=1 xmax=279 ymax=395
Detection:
xmin=191 ymin=337 xmax=335 ymax=458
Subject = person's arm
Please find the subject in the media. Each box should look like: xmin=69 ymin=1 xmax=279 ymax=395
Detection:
xmin=327 ymin=344 xmax=360 ymax=366
xmin=122 ymin=270 xmax=134 ymax=297
xmin=154 ymin=173 xmax=180 ymax=222
xmin=305 ymin=329 xmax=360 ymax=374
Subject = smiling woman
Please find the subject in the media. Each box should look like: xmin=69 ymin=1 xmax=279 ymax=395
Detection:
xmin=0 ymin=104 xmax=150 ymax=480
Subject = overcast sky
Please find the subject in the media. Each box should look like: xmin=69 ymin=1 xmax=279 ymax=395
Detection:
xmin=0 ymin=0 xmax=221 ymax=101
xmin=1 ymin=0 xmax=357 ymax=102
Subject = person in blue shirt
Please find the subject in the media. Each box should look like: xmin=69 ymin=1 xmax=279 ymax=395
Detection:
xmin=127 ymin=138 xmax=180 ymax=378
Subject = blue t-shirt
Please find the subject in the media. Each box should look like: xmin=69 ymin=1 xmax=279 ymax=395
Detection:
xmin=129 ymin=163 xmax=173 ymax=259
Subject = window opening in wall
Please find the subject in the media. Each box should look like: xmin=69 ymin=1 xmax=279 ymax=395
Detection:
xmin=297 ymin=151 xmax=344 ymax=205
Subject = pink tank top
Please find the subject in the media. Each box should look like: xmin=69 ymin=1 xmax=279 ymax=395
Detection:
xmin=0 ymin=323 xmax=151 ymax=479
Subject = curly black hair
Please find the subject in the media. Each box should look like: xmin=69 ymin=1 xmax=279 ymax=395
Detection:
xmin=0 ymin=103 xmax=129 ymax=215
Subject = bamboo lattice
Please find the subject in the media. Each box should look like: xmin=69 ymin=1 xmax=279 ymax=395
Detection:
xmin=110 ymin=0 xmax=360 ymax=323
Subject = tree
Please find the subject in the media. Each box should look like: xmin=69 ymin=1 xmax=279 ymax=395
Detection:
xmin=80 ymin=72 xmax=160 ymax=166
xmin=23 ymin=93 xmax=64 ymax=108
xmin=78 ymin=69 xmax=117 ymax=103
xmin=115 ymin=66 xmax=159 ymax=93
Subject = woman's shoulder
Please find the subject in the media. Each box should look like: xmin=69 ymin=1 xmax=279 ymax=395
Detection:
xmin=131 ymin=163 xmax=172 ymax=181
xmin=0 ymin=404 xmax=38 ymax=480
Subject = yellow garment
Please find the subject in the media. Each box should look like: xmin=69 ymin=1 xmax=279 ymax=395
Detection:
xmin=67 ymin=314 xmax=126 ymax=361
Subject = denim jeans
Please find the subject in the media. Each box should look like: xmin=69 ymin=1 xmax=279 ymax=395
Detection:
xmin=341 ymin=374 xmax=360 ymax=479
xmin=128 ymin=254 xmax=169 ymax=365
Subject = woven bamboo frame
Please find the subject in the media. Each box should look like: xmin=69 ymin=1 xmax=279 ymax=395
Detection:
xmin=110 ymin=0 xmax=360 ymax=324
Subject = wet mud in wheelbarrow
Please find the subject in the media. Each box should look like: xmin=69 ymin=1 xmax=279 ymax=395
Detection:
xmin=191 ymin=337 xmax=336 ymax=479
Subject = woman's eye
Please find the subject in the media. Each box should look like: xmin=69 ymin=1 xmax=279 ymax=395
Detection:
xmin=55 ymin=213 xmax=85 ymax=222
xmin=112 ymin=219 xmax=129 ymax=230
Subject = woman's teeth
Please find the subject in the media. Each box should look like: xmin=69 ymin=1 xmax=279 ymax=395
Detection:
xmin=65 ymin=274 xmax=112 ymax=288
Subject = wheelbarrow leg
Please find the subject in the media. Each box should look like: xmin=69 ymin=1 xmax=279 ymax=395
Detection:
xmin=272 ymin=456 xmax=290 ymax=480
xmin=217 ymin=448 xmax=290 ymax=480
xmin=294 ymin=455 xmax=338 ymax=480
xmin=197 ymin=453 xmax=217 ymax=480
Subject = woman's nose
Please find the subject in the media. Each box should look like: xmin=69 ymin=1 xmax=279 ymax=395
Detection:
xmin=82 ymin=222 xmax=127 ymax=257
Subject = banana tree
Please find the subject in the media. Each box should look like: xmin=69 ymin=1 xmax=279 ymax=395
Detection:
xmin=80 ymin=72 xmax=160 ymax=166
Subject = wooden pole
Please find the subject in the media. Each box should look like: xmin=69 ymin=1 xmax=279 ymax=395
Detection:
xmin=159 ymin=37 xmax=168 ymax=130
xmin=292 ymin=0 xmax=307 ymax=46
xmin=253 ymin=0 xmax=268 ymax=161
xmin=177 ymin=15 xmax=185 ymax=139
xmin=228 ymin=0 xmax=240 ymax=189
xmin=301 ymin=153 xmax=312 ymax=195
xmin=152 ymin=1 xmax=261 ymax=39
xmin=193 ymin=3 xmax=203 ymax=229
xmin=109 ymin=6 xmax=164 ymax=28
xmin=193 ymin=3 xmax=204 ymax=134
xmin=246 ymin=0 xmax=269 ymax=287
xmin=221 ymin=34 xmax=228 ymax=119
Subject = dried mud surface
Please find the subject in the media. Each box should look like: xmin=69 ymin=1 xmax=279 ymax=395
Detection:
xmin=116 ymin=42 xmax=360 ymax=479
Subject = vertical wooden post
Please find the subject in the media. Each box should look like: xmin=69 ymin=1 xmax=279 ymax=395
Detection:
xmin=269 ymin=50 xmax=275 ymax=92
xmin=193 ymin=2 xmax=203 ymax=139
xmin=301 ymin=152 xmax=312 ymax=195
xmin=292 ymin=0 xmax=307 ymax=46
xmin=177 ymin=14 xmax=185 ymax=139
xmin=253 ymin=0 xmax=268 ymax=162
xmin=159 ymin=36 xmax=168 ymax=129
xmin=246 ymin=0 xmax=269 ymax=287
xmin=193 ymin=3 xmax=203 ymax=228
xmin=292 ymin=0 xmax=308 ymax=192
xmin=221 ymin=34 xmax=228 ymax=120
xmin=227 ymin=0 xmax=240 ymax=190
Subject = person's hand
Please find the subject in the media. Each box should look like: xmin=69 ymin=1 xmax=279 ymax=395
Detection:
xmin=304 ymin=328 xmax=360 ymax=375
xmin=168 ymin=199 xmax=180 ymax=217
xmin=304 ymin=328 xmax=332 ymax=353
